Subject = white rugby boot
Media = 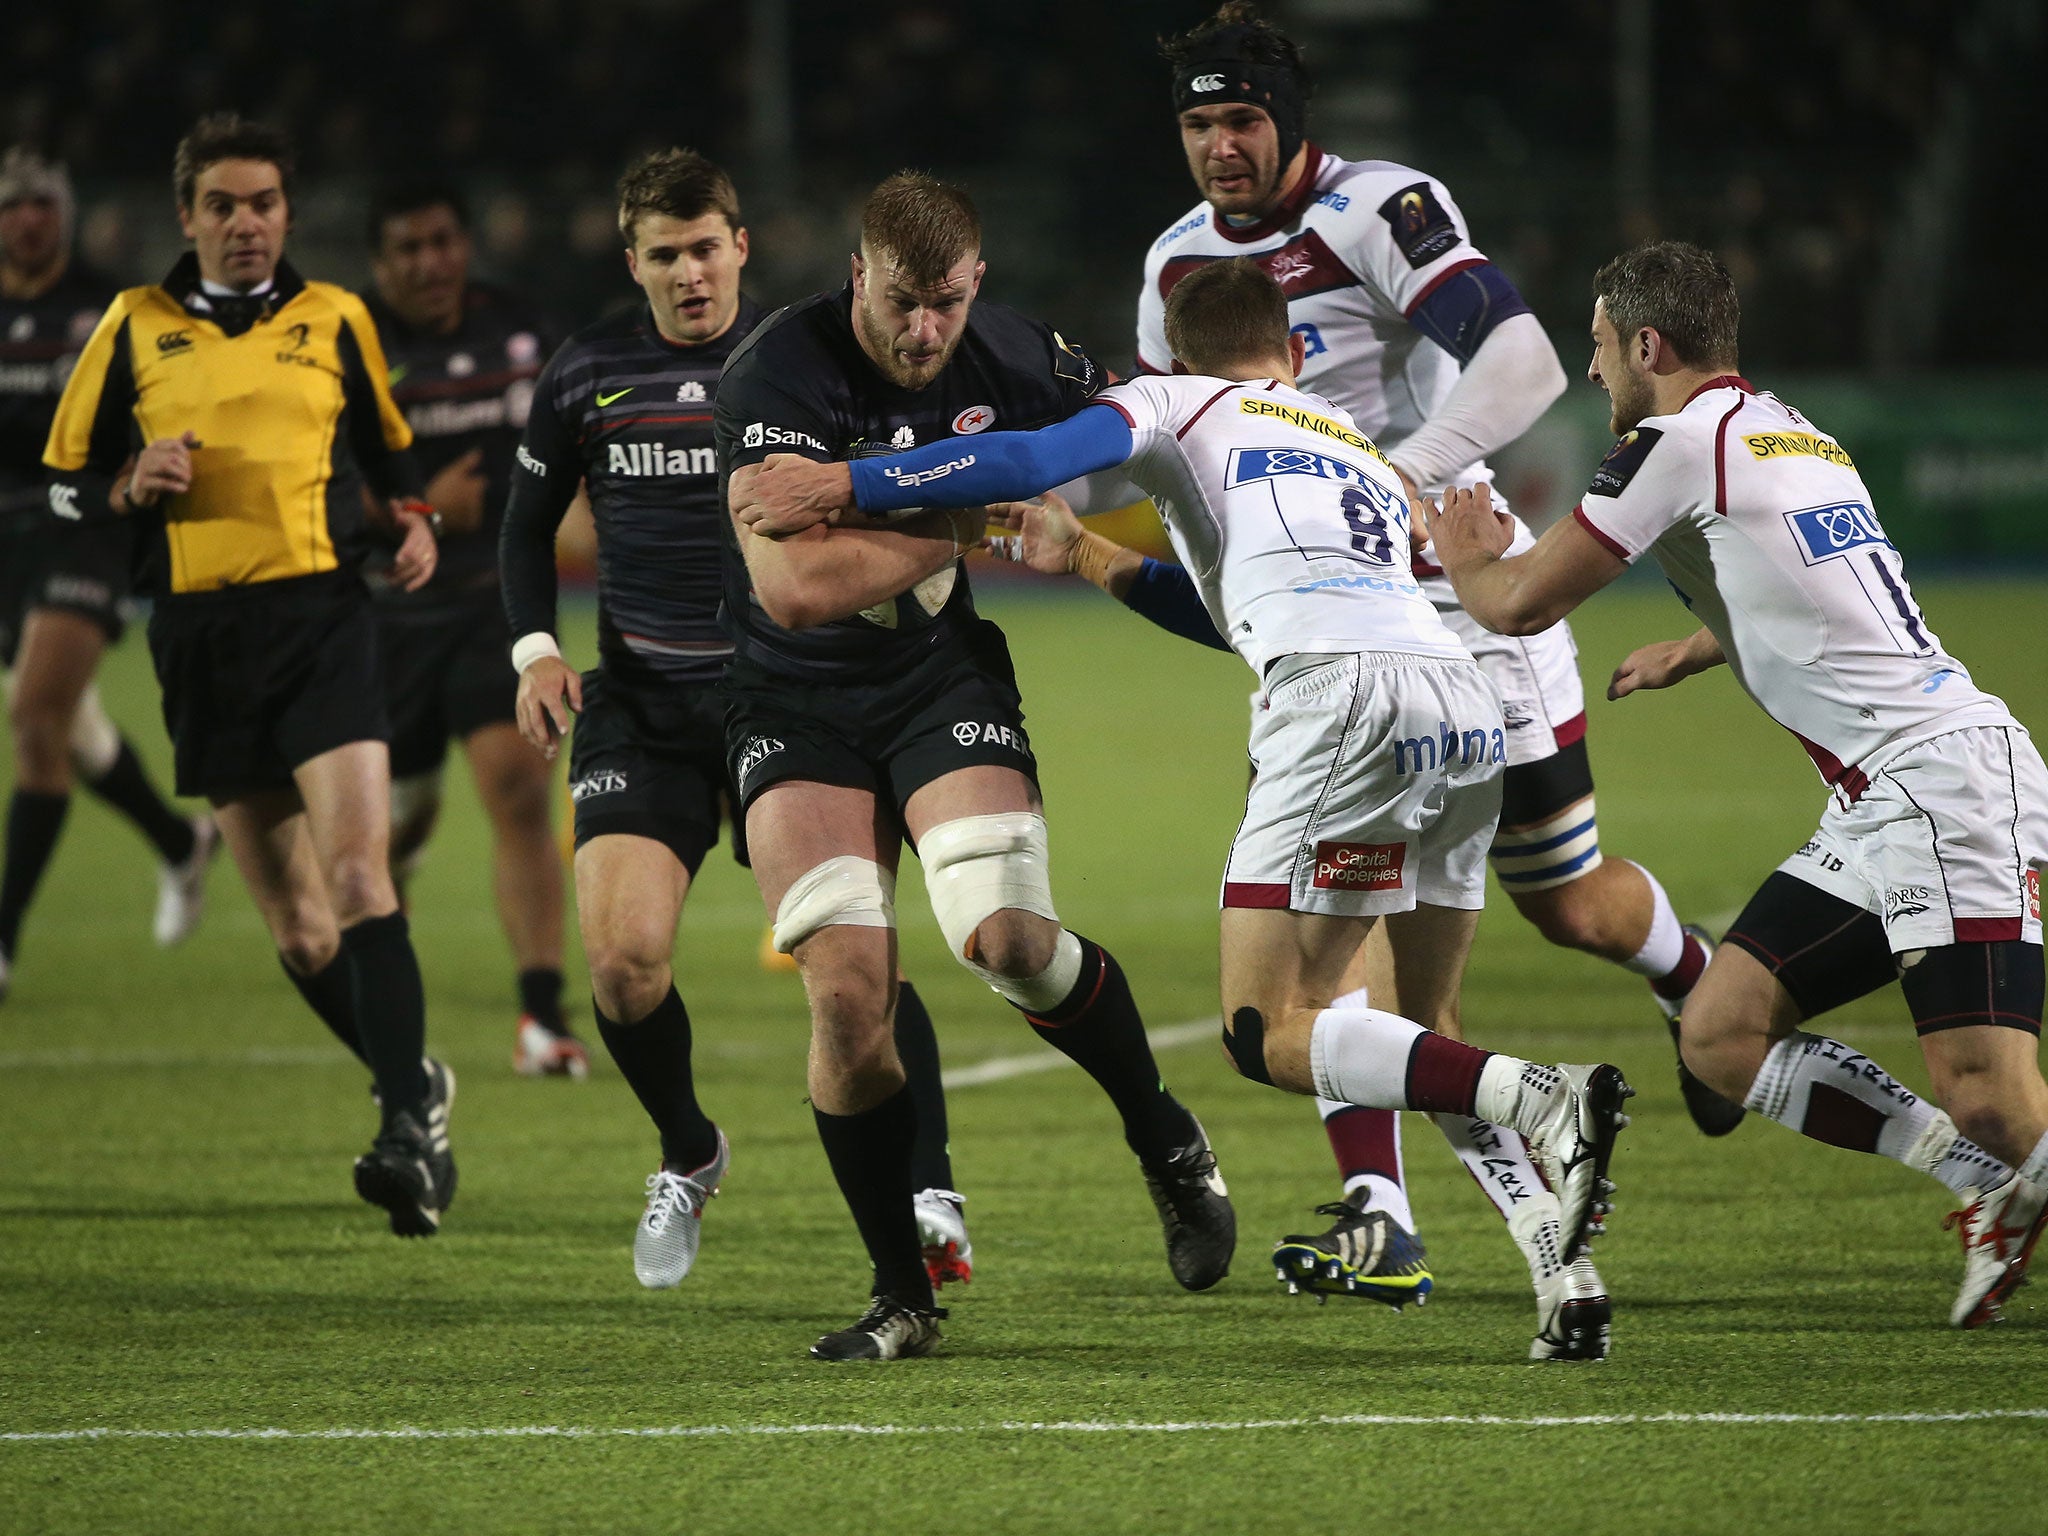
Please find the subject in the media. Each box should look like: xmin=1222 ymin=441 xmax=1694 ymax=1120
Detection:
xmin=1948 ymin=1174 xmax=2048 ymax=1328
xmin=914 ymin=1187 xmax=973 ymax=1288
xmin=634 ymin=1130 xmax=729 ymax=1289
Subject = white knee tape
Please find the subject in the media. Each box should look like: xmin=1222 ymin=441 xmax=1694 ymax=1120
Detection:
xmin=918 ymin=812 xmax=1060 ymax=962
xmin=68 ymin=684 xmax=120 ymax=779
xmin=1490 ymin=795 xmax=1602 ymax=893
xmin=772 ymin=856 xmax=896 ymax=954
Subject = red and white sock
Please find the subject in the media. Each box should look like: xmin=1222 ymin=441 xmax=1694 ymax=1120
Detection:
xmin=1617 ymin=862 xmax=1708 ymax=1018
xmin=1317 ymin=1098 xmax=1412 ymax=1230
xmin=1746 ymin=1031 xmax=2012 ymax=1195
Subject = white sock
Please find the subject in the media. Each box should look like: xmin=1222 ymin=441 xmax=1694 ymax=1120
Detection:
xmin=1619 ymin=861 xmax=1684 ymax=979
xmin=1433 ymin=1112 xmax=1549 ymax=1222
xmin=1472 ymin=1055 xmax=1556 ymax=1139
xmin=1745 ymin=1032 xmax=2014 ymax=1194
xmin=1308 ymin=1007 xmax=1429 ymax=1109
xmin=2018 ymin=1129 xmax=2048 ymax=1187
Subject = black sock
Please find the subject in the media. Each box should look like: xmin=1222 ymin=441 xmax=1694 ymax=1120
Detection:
xmin=283 ymin=952 xmax=368 ymax=1066
xmin=813 ymin=1085 xmax=933 ymax=1309
xmin=594 ymin=986 xmax=719 ymax=1169
xmin=518 ymin=967 xmax=567 ymax=1032
xmin=1022 ymin=933 xmax=1196 ymax=1159
xmin=339 ymin=912 xmax=430 ymax=1115
xmin=82 ymin=739 xmax=194 ymax=864
xmin=893 ymin=980 xmax=955 ymax=1192
xmin=0 ymin=790 xmax=70 ymax=955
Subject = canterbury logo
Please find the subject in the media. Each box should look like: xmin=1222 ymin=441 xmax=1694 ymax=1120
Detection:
xmin=1190 ymin=73 xmax=1225 ymax=91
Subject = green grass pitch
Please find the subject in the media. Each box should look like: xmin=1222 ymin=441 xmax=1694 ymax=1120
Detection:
xmin=2 ymin=578 xmax=2045 ymax=1534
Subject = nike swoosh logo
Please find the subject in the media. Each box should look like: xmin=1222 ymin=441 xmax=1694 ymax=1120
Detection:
xmin=597 ymin=387 xmax=633 ymax=406
xmin=387 ymin=364 xmax=410 ymax=386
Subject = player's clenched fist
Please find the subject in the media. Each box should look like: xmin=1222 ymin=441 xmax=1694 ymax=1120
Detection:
xmin=516 ymin=654 xmax=584 ymax=760
xmin=733 ymin=452 xmax=856 ymax=537
xmin=986 ymin=493 xmax=1084 ymax=575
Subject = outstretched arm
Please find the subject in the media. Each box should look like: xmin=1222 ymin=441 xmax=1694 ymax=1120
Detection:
xmin=1425 ymin=483 xmax=1628 ymax=635
xmin=733 ymin=405 xmax=1136 ymax=536
xmin=987 ymin=493 xmax=1229 ymax=653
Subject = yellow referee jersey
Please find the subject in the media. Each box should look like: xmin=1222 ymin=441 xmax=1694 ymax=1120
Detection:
xmin=42 ymin=254 xmax=418 ymax=595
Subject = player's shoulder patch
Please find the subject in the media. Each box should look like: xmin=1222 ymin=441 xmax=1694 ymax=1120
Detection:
xmin=1586 ymin=427 xmax=1664 ymax=498
xmin=1050 ymin=329 xmax=1096 ymax=389
xmin=1375 ymin=181 xmax=1461 ymax=269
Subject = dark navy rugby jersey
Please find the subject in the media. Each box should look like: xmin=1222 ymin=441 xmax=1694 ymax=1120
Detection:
xmin=715 ymin=282 xmax=1100 ymax=682
xmin=501 ymin=297 xmax=764 ymax=687
xmin=367 ymin=283 xmax=553 ymax=597
xmin=0 ymin=263 xmax=117 ymax=527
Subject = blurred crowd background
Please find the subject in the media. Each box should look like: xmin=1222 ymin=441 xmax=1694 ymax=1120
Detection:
xmin=8 ymin=0 xmax=2044 ymax=553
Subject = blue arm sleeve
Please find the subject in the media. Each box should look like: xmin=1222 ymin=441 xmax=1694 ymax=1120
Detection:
xmin=1409 ymin=262 xmax=1533 ymax=365
xmin=1122 ymin=557 xmax=1230 ymax=652
xmin=847 ymin=405 xmax=1134 ymax=513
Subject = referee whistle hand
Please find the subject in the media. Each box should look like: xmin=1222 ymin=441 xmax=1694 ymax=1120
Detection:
xmin=390 ymin=506 xmax=439 ymax=591
xmin=737 ymin=454 xmax=856 ymax=538
xmin=129 ymin=430 xmax=204 ymax=505
xmin=516 ymin=656 xmax=582 ymax=759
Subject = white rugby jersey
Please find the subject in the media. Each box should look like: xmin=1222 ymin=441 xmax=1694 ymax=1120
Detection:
xmin=1572 ymin=377 xmax=2015 ymax=797
xmin=1138 ymin=146 xmax=1530 ymax=588
xmin=1094 ymin=374 xmax=1471 ymax=678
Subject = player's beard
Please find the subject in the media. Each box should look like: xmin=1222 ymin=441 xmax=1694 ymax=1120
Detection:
xmin=1607 ymin=369 xmax=1657 ymax=436
xmin=856 ymin=300 xmax=961 ymax=391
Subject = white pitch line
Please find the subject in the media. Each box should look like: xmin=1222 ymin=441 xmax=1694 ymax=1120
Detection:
xmin=5 ymin=1408 xmax=2045 ymax=1444
xmin=940 ymin=1019 xmax=1216 ymax=1088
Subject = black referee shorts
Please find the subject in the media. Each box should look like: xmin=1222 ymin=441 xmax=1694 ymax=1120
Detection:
xmin=147 ymin=572 xmax=389 ymax=801
xmin=377 ymin=586 xmax=520 ymax=778
xmin=569 ymin=670 xmax=738 ymax=875
xmin=722 ymin=616 xmax=1040 ymax=822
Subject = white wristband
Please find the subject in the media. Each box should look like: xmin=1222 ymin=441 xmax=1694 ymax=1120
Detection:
xmin=510 ymin=632 xmax=562 ymax=674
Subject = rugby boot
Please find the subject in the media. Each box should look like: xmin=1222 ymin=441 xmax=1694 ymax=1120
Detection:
xmin=1272 ymin=1187 xmax=1432 ymax=1309
xmin=810 ymin=1294 xmax=946 ymax=1362
xmin=1137 ymin=1117 xmax=1236 ymax=1291
xmin=1948 ymin=1174 xmax=2048 ymax=1328
xmin=634 ymin=1130 xmax=729 ymax=1289
xmin=514 ymin=1014 xmax=591 ymax=1078
xmin=1516 ymin=1063 xmax=1632 ymax=1259
xmin=153 ymin=814 xmax=219 ymax=946
xmin=914 ymin=1187 xmax=973 ymax=1288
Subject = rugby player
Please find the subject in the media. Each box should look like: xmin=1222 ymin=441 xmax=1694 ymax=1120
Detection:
xmin=43 ymin=115 xmax=455 ymax=1237
xmin=740 ymin=256 xmax=1635 ymax=1362
xmin=1133 ymin=0 xmax=1726 ymax=1329
xmin=1 ymin=147 xmax=213 ymax=997
xmin=721 ymin=172 xmax=1236 ymax=1362
xmin=501 ymin=150 xmax=970 ymax=1290
xmin=365 ymin=179 xmax=580 ymax=1077
xmin=1428 ymin=239 xmax=2048 ymax=1328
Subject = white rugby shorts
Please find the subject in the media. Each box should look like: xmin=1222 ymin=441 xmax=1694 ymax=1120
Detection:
xmin=1434 ymin=602 xmax=1586 ymax=768
xmin=1778 ymin=724 xmax=2047 ymax=952
xmin=1224 ymin=651 xmax=1506 ymax=918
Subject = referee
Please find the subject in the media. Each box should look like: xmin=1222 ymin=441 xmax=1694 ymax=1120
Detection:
xmin=42 ymin=114 xmax=457 ymax=1237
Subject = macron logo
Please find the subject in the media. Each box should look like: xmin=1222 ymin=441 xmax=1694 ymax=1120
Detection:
xmin=883 ymin=455 xmax=975 ymax=490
